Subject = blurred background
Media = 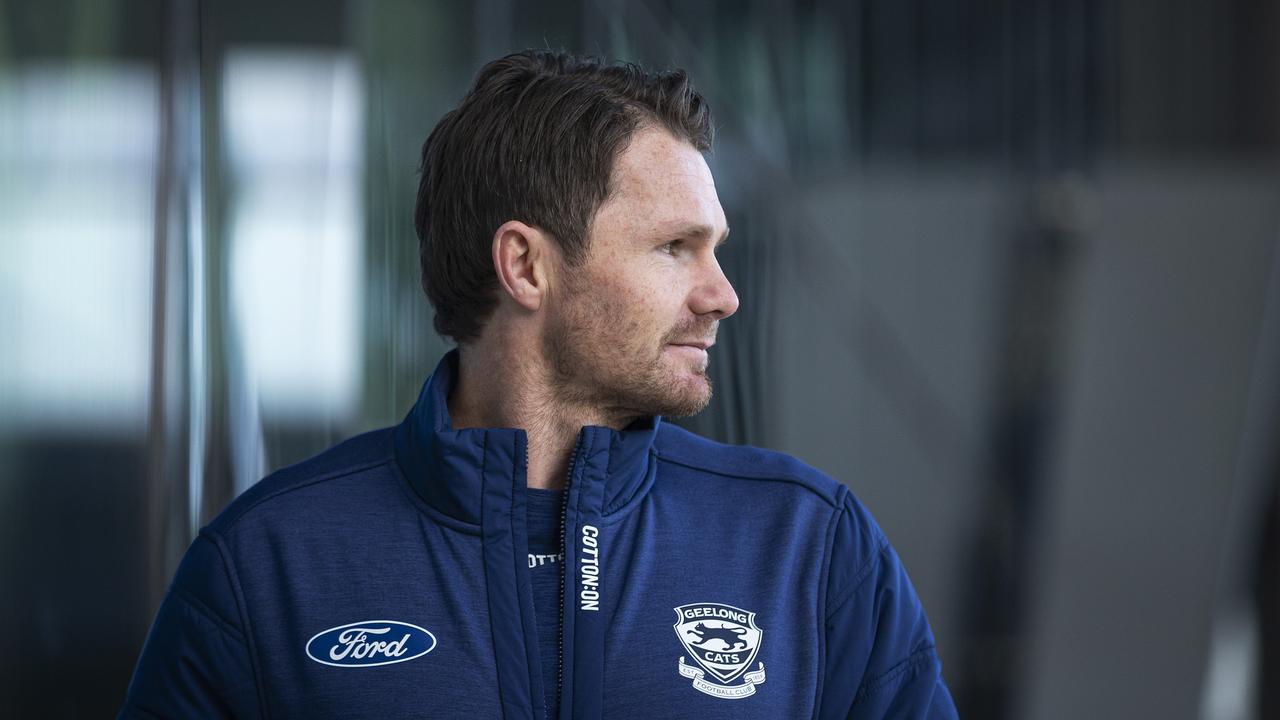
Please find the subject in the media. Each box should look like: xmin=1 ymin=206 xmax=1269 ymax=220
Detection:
xmin=1 ymin=0 xmax=1278 ymax=717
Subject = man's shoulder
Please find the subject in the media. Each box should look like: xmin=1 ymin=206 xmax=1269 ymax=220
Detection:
xmin=206 ymin=426 xmax=399 ymax=535
xmin=653 ymin=422 xmax=847 ymax=509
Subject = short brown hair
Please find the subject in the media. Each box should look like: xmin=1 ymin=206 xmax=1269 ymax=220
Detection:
xmin=414 ymin=49 xmax=714 ymax=344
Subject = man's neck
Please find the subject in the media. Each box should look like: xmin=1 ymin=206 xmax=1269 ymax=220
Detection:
xmin=447 ymin=340 xmax=638 ymax=490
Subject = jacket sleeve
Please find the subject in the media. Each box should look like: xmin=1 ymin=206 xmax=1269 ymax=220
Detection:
xmin=817 ymin=492 xmax=958 ymax=719
xmin=119 ymin=532 xmax=261 ymax=719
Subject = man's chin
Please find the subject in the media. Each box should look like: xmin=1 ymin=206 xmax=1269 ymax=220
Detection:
xmin=647 ymin=375 xmax=713 ymax=418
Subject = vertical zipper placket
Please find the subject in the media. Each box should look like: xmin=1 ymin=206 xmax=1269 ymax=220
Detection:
xmin=552 ymin=433 xmax=583 ymax=720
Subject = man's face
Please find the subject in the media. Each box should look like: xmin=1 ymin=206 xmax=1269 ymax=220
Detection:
xmin=543 ymin=126 xmax=739 ymax=419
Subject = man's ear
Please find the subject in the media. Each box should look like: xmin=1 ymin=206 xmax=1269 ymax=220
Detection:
xmin=492 ymin=220 xmax=551 ymax=312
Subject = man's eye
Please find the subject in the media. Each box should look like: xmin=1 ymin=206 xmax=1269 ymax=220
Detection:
xmin=661 ymin=240 xmax=682 ymax=255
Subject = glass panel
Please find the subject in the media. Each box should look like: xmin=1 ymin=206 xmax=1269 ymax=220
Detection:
xmin=222 ymin=50 xmax=364 ymax=425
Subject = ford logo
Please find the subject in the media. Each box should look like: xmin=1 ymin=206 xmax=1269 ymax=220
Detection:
xmin=305 ymin=620 xmax=437 ymax=668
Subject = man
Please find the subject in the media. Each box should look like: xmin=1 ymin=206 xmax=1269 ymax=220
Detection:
xmin=122 ymin=50 xmax=957 ymax=719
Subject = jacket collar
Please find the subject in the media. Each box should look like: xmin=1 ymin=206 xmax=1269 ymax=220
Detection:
xmin=394 ymin=349 xmax=662 ymax=527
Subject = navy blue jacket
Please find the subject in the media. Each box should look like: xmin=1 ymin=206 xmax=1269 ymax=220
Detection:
xmin=122 ymin=351 xmax=957 ymax=718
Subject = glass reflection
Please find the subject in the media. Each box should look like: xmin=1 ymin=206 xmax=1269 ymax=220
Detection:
xmin=0 ymin=63 xmax=158 ymax=432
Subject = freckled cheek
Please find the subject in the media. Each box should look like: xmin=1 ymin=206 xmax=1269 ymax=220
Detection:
xmin=603 ymin=286 xmax=663 ymax=342
xmin=634 ymin=281 xmax=679 ymax=312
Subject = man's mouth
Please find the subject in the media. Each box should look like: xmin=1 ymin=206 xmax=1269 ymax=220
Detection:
xmin=667 ymin=340 xmax=714 ymax=351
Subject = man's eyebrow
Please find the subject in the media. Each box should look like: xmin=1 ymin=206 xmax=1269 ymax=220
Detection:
xmin=655 ymin=223 xmax=731 ymax=245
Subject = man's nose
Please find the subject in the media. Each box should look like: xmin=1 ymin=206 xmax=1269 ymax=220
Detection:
xmin=690 ymin=255 xmax=740 ymax=320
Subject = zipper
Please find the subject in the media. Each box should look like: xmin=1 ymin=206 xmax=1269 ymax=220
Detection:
xmin=552 ymin=434 xmax=582 ymax=720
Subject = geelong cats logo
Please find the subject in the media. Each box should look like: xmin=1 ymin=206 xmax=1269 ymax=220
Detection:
xmin=673 ymin=603 xmax=766 ymax=699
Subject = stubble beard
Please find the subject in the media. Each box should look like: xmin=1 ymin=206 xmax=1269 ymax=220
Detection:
xmin=543 ymin=277 xmax=714 ymax=420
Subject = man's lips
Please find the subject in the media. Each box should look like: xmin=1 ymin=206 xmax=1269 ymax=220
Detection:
xmin=668 ymin=340 xmax=714 ymax=351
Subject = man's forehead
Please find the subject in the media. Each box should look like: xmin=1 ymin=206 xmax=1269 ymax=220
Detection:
xmin=603 ymin=127 xmax=727 ymax=235
xmin=611 ymin=127 xmax=715 ymax=194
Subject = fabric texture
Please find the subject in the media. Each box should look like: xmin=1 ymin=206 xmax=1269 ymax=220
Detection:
xmin=526 ymin=487 xmax=566 ymax=719
xmin=121 ymin=350 xmax=958 ymax=719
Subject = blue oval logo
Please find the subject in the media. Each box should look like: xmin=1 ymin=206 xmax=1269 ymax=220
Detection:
xmin=305 ymin=620 xmax=437 ymax=668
